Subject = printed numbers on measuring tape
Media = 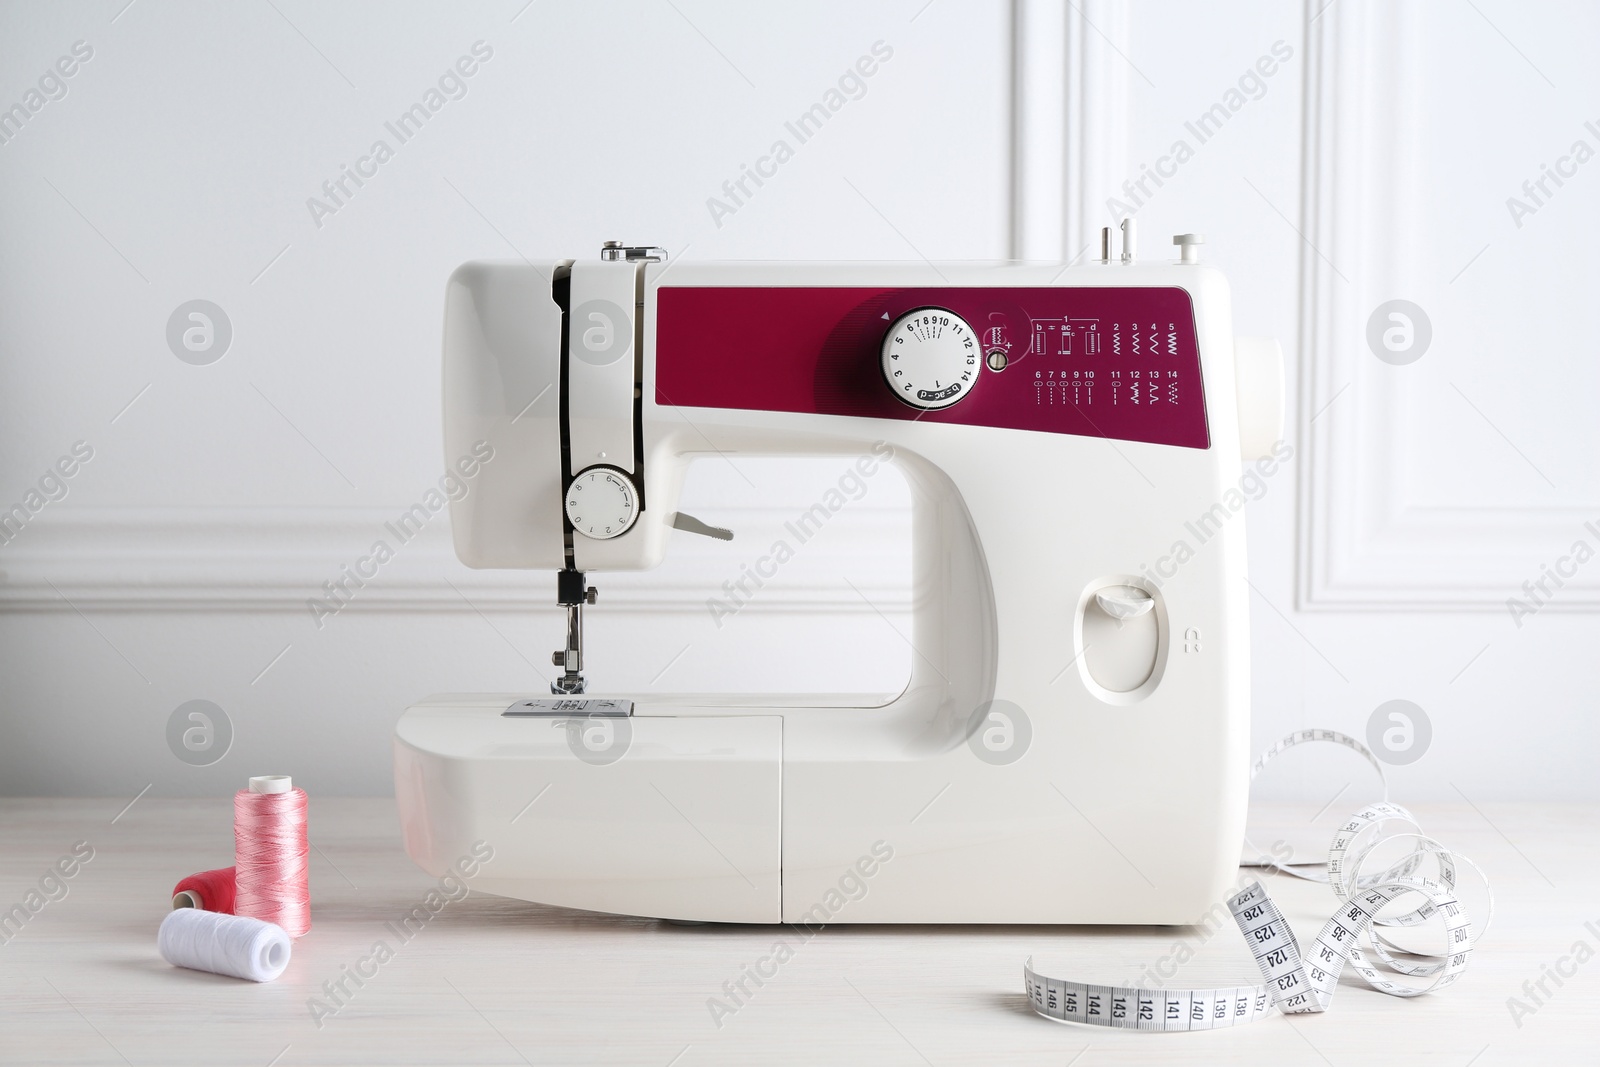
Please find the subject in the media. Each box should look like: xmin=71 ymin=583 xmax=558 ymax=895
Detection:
xmin=1023 ymin=730 xmax=1491 ymax=1030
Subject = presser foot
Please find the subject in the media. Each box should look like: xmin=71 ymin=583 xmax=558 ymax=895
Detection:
xmin=551 ymin=570 xmax=598 ymax=695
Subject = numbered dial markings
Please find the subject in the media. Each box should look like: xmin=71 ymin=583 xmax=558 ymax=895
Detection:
xmin=881 ymin=308 xmax=979 ymax=410
xmin=565 ymin=467 xmax=639 ymax=540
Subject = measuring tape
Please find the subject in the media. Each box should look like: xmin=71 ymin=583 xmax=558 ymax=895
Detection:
xmin=1023 ymin=730 xmax=1489 ymax=1030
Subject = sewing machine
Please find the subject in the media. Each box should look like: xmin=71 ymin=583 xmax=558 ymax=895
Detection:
xmin=395 ymin=227 xmax=1284 ymax=924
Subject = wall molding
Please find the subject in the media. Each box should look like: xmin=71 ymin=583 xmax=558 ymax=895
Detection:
xmin=1011 ymin=0 xmax=1127 ymax=261
xmin=0 ymin=506 xmax=911 ymax=615
xmin=1293 ymin=0 xmax=1600 ymax=612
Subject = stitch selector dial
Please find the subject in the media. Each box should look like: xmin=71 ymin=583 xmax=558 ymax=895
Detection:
xmin=565 ymin=467 xmax=638 ymax=539
xmin=881 ymin=308 xmax=979 ymax=410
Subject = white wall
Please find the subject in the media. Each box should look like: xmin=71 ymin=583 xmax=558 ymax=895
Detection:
xmin=1 ymin=0 xmax=1593 ymax=800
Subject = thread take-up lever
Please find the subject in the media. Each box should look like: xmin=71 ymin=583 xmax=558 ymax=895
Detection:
xmin=551 ymin=569 xmax=597 ymax=695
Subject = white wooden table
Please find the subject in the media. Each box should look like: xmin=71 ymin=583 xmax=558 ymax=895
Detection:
xmin=1 ymin=798 xmax=1593 ymax=1065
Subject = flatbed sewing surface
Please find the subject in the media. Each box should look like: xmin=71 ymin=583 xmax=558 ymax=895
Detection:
xmin=0 ymin=799 xmax=1592 ymax=1066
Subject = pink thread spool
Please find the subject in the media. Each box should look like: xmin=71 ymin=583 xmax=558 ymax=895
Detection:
xmin=234 ymin=775 xmax=311 ymax=938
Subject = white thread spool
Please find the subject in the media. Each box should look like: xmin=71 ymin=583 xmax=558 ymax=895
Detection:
xmin=158 ymin=906 xmax=291 ymax=982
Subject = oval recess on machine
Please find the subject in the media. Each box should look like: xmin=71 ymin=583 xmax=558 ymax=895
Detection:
xmin=1076 ymin=580 xmax=1168 ymax=704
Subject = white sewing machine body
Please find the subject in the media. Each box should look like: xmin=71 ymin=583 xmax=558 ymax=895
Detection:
xmin=396 ymin=243 xmax=1282 ymax=924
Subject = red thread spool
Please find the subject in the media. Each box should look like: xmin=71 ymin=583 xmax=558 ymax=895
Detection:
xmin=172 ymin=867 xmax=236 ymax=913
xmin=234 ymin=775 xmax=311 ymax=938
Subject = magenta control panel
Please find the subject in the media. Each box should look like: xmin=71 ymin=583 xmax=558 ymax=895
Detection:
xmin=654 ymin=286 xmax=1211 ymax=450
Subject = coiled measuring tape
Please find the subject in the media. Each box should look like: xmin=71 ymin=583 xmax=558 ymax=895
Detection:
xmin=1023 ymin=730 xmax=1490 ymax=1030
